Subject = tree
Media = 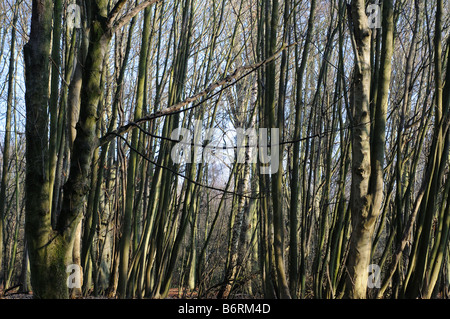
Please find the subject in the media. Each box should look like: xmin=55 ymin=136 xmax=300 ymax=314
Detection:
xmin=345 ymin=0 xmax=394 ymax=298
xmin=23 ymin=0 xmax=159 ymax=299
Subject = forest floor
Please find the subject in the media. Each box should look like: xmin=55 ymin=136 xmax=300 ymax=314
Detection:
xmin=1 ymin=288 xmax=199 ymax=299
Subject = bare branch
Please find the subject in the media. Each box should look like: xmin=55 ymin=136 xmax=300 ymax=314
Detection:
xmin=99 ymin=43 xmax=294 ymax=147
xmin=109 ymin=0 xmax=161 ymax=33
xmin=115 ymin=133 xmax=260 ymax=199
xmin=106 ymin=0 xmax=127 ymax=28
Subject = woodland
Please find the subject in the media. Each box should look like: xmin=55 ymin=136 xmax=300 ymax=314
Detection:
xmin=0 ymin=0 xmax=449 ymax=300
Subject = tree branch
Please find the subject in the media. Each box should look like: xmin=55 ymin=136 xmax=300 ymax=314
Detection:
xmin=109 ymin=0 xmax=161 ymax=33
xmin=115 ymin=133 xmax=260 ymax=199
xmin=99 ymin=43 xmax=293 ymax=147
xmin=106 ymin=0 xmax=128 ymax=28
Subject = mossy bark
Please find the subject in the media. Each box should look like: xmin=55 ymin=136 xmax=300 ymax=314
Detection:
xmin=26 ymin=233 xmax=74 ymax=299
xmin=24 ymin=0 xmax=111 ymax=298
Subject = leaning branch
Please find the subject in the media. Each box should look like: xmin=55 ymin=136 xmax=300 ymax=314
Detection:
xmin=106 ymin=0 xmax=128 ymax=28
xmin=109 ymin=0 xmax=162 ymax=33
xmin=99 ymin=43 xmax=293 ymax=147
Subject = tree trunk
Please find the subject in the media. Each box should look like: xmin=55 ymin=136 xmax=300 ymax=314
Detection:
xmin=345 ymin=0 xmax=373 ymax=299
xmin=346 ymin=0 xmax=394 ymax=298
xmin=24 ymin=0 xmax=119 ymax=298
xmin=117 ymin=5 xmax=152 ymax=298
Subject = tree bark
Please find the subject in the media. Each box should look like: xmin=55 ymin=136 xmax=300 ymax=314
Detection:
xmin=346 ymin=0 xmax=394 ymax=298
xmin=345 ymin=0 xmax=373 ymax=299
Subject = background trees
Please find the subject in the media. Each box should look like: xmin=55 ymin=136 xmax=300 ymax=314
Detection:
xmin=0 ymin=0 xmax=448 ymax=299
